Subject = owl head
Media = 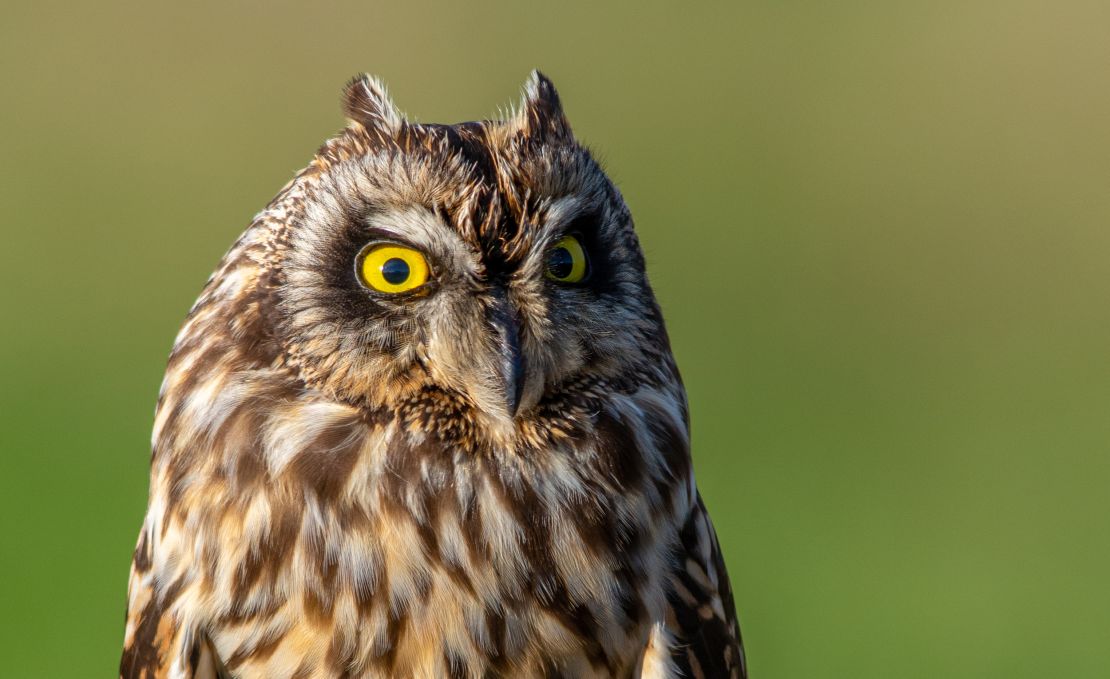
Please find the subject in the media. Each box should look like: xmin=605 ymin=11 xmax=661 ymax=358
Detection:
xmin=272 ymin=71 xmax=672 ymax=439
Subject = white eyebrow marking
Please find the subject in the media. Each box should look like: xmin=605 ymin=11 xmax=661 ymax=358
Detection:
xmin=365 ymin=206 xmax=481 ymax=279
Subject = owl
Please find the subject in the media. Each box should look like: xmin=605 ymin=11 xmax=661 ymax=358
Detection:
xmin=119 ymin=71 xmax=746 ymax=679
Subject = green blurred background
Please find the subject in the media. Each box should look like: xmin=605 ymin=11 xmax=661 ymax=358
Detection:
xmin=3 ymin=1 xmax=1109 ymax=676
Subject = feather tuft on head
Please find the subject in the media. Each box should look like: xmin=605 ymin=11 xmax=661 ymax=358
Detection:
xmin=514 ymin=69 xmax=572 ymax=142
xmin=342 ymin=74 xmax=405 ymax=134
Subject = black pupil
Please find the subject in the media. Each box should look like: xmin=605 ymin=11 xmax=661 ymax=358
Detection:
xmin=380 ymin=257 xmax=410 ymax=285
xmin=547 ymin=247 xmax=574 ymax=279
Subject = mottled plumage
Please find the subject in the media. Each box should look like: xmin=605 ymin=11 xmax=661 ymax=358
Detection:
xmin=120 ymin=72 xmax=746 ymax=679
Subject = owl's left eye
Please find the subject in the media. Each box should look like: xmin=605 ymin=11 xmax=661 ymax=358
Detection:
xmin=545 ymin=235 xmax=589 ymax=284
xmin=357 ymin=243 xmax=430 ymax=294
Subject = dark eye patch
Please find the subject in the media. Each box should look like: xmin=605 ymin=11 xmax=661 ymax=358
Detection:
xmin=562 ymin=209 xmax=604 ymax=238
xmin=551 ymin=208 xmax=625 ymax=294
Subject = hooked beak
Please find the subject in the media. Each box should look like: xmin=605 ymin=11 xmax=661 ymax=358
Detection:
xmin=488 ymin=293 xmax=526 ymax=418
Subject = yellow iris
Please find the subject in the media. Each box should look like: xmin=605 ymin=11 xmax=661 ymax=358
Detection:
xmin=545 ymin=235 xmax=589 ymax=283
xmin=358 ymin=243 xmax=429 ymax=294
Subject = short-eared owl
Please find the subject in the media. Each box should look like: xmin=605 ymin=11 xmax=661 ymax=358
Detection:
xmin=120 ymin=71 xmax=745 ymax=679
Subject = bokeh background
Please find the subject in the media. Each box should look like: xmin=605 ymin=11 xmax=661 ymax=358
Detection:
xmin=2 ymin=1 xmax=1109 ymax=676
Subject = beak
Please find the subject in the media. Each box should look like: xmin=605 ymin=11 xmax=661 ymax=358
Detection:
xmin=488 ymin=293 xmax=526 ymax=418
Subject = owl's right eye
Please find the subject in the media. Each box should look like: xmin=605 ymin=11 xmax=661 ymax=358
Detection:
xmin=357 ymin=243 xmax=430 ymax=294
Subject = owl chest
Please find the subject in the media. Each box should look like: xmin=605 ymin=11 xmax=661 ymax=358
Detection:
xmin=359 ymin=517 xmax=665 ymax=676
xmin=201 ymin=450 xmax=677 ymax=678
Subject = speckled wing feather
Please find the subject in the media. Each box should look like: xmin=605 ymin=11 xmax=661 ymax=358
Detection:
xmin=667 ymin=494 xmax=747 ymax=679
xmin=119 ymin=532 xmax=228 ymax=679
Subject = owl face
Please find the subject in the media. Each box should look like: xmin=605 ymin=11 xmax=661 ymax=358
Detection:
xmin=273 ymin=73 xmax=668 ymax=436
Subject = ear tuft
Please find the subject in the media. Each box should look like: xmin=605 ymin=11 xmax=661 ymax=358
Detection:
xmin=515 ymin=69 xmax=572 ymax=142
xmin=342 ymin=74 xmax=405 ymax=134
